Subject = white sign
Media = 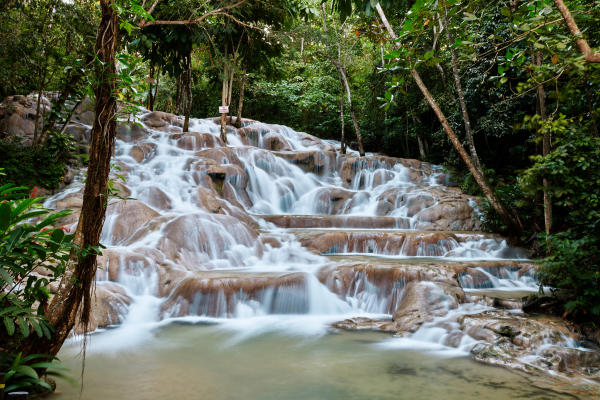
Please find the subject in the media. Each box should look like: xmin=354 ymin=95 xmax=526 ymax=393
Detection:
xmin=219 ymin=106 xmax=229 ymax=114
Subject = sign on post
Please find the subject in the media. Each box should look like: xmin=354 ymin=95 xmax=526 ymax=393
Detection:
xmin=219 ymin=106 xmax=229 ymax=114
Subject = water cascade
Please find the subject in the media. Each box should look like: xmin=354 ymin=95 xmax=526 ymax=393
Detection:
xmin=45 ymin=111 xmax=599 ymax=397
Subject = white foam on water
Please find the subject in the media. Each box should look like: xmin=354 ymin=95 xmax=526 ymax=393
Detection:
xmin=46 ymin=113 xmax=537 ymax=349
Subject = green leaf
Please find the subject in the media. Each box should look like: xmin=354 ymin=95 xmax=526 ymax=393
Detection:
xmin=4 ymin=316 xmax=15 ymax=335
xmin=17 ymin=316 xmax=29 ymax=338
xmin=0 ymin=202 xmax=10 ymax=231
xmin=0 ymin=267 xmax=14 ymax=285
xmin=14 ymin=365 xmax=39 ymax=380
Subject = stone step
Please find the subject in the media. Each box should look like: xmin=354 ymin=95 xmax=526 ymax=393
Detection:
xmin=292 ymin=229 xmax=527 ymax=259
xmin=257 ymin=214 xmax=412 ymax=229
xmin=318 ymin=259 xmax=536 ymax=314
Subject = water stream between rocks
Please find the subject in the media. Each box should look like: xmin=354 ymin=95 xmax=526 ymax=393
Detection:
xmin=45 ymin=112 xmax=598 ymax=398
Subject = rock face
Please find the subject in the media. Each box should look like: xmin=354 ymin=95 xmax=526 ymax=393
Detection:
xmin=0 ymin=95 xmax=51 ymax=142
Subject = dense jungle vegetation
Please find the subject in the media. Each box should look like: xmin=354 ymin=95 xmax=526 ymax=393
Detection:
xmin=0 ymin=0 xmax=598 ymax=394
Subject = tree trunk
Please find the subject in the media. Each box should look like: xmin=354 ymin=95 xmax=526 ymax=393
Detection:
xmin=416 ymin=132 xmax=427 ymax=160
xmin=534 ymin=52 xmax=552 ymax=236
xmin=39 ymin=59 xmax=89 ymax=144
xmin=375 ymin=3 xmax=522 ymax=234
xmin=553 ymin=0 xmax=600 ymax=62
xmin=33 ymin=80 xmax=46 ymax=146
xmin=175 ymin=74 xmax=182 ymax=114
xmin=183 ymin=54 xmax=192 ymax=132
xmin=152 ymin=64 xmax=160 ymax=111
xmin=220 ymin=62 xmax=230 ymax=144
xmin=148 ymin=63 xmax=155 ymax=111
xmin=339 ymin=81 xmax=346 ymax=154
xmin=444 ymin=8 xmax=482 ymax=174
xmin=32 ymin=6 xmax=55 ymax=147
xmin=234 ymin=66 xmax=246 ymax=128
xmin=320 ymin=2 xmax=364 ymax=156
xmin=23 ymin=0 xmax=119 ymax=357
xmin=333 ymin=59 xmax=363 ymax=156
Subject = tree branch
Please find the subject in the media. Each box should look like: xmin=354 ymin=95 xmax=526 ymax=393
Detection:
xmin=139 ymin=0 xmax=249 ymax=28
xmin=553 ymin=0 xmax=600 ymax=62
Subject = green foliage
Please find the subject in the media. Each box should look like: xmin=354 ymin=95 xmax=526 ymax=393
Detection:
xmin=0 ymin=132 xmax=75 ymax=190
xmin=0 ymin=185 xmax=74 ymax=351
xmin=0 ymin=352 xmax=72 ymax=394
xmin=519 ymin=115 xmax=600 ymax=320
xmin=521 ymin=115 xmax=600 ymax=230
xmin=0 ymin=0 xmax=97 ymax=98
xmin=538 ymin=230 xmax=600 ymax=321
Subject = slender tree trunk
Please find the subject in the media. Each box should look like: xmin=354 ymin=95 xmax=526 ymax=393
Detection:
xmin=227 ymin=67 xmax=235 ymax=125
xmin=183 ymin=54 xmax=192 ymax=132
xmin=148 ymin=63 xmax=155 ymax=111
xmin=553 ymin=0 xmax=600 ymax=62
xmin=375 ymin=3 xmax=522 ymax=234
xmin=33 ymin=79 xmax=46 ymax=146
xmin=39 ymin=59 xmax=89 ymax=144
xmin=152 ymin=64 xmax=160 ymax=111
xmin=443 ymin=7 xmax=482 ymax=174
xmin=220 ymin=63 xmax=229 ymax=143
xmin=534 ymin=52 xmax=552 ymax=236
xmin=416 ymin=133 xmax=427 ymax=160
xmin=175 ymin=74 xmax=182 ymax=114
xmin=23 ymin=0 xmax=119 ymax=357
xmin=320 ymin=2 xmax=364 ymax=156
xmin=33 ymin=6 xmax=54 ymax=147
xmin=234 ymin=66 xmax=246 ymax=128
xmin=339 ymin=80 xmax=346 ymax=154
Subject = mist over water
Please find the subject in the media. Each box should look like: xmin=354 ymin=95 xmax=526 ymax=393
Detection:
xmin=48 ymin=114 xmax=585 ymax=398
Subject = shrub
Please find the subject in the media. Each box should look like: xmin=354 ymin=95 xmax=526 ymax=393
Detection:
xmin=0 ymin=132 xmax=75 ymax=190
xmin=0 ymin=184 xmax=74 ymax=394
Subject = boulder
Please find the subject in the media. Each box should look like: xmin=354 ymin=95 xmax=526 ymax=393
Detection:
xmin=462 ymin=310 xmax=600 ymax=381
xmin=156 ymin=213 xmax=259 ymax=267
xmin=72 ymin=96 xmax=95 ymax=125
xmin=174 ymin=132 xmax=224 ymax=150
xmin=262 ymin=131 xmax=292 ymax=151
xmin=195 ymin=147 xmax=244 ymax=169
xmin=64 ymin=123 xmax=91 ymax=145
xmin=105 ymin=200 xmax=160 ymax=245
xmin=392 ymin=281 xmax=463 ymax=332
xmin=116 ymin=121 xmax=149 ymax=143
xmin=317 ymin=261 xmax=459 ymax=314
xmin=137 ymin=186 xmax=172 ymax=210
xmin=141 ymin=111 xmax=182 ymax=132
xmin=129 ymin=142 xmax=157 ymax=163
xmin=74 ymin=282 xmax=131 ymax=334
xmin=0 ymin=94 xmax=51 ymax=143
xmin=331 ymin=317 xmax=396 ymax=332
xmin=273 ymin=150 xmax=337 ymax=175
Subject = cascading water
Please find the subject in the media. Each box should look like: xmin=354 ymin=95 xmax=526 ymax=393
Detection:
xmin=45 ymin=112 xmax=600 ymax=399
xmin=44 ymin=113 xmax=536 ymax=339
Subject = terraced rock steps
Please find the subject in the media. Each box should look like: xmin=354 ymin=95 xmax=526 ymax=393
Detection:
xmin=38 ymin=110 xmax=599 ymax=389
